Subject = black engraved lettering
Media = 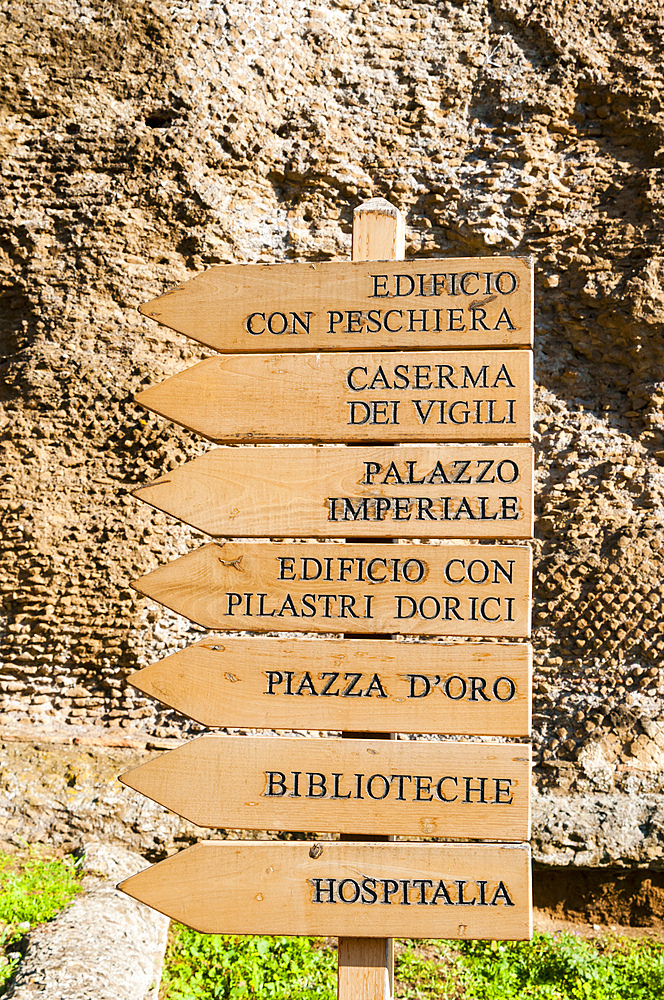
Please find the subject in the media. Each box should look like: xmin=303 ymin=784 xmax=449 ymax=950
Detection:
xmin=493 ymin=677 xmax=516 ymax=701
xmin=412 ymin=879 xmax=433 ymax=904
xmin=264 ymin=771 xmax=287 ymax=796
xmin=320 ymin=672 xmax=340 ymax=696
xmin=364 ymin=674 xmax=388 ymax=698
xmin=490 ymin=881 xmax=515 ymax=906
xmin=342 ymin=672 xmax=363 ymax=697
xmin=265 ymin=671 xmax=283 ymax=695
xmin=456 ymin=880 xmax=476 ymax=905
xmin=296 ymin=672 xmax=317 ymax=696
xmin=475 ymin=459 xmax=495 ymax=484
xmin=431 ymin=880 xmax=454 ymax=905
xmin=310 ymin=878 xmax=336 ymax=903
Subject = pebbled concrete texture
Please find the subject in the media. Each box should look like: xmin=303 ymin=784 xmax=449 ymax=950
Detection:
xmin=0 ymin=0 xmax=663 ymax=881
xmin=4 ymin=843 xmax=169 ymax=1000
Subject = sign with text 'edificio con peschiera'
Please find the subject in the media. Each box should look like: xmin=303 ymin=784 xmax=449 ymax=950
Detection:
xmin=139 ymin=258 xmax=533 ymax=353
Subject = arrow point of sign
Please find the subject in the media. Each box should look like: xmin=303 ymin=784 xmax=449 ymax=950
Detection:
xmin=125 ymin=666 xmax=154 ymax=700
xmin=117 ymin=843 xmax=240 ymax=933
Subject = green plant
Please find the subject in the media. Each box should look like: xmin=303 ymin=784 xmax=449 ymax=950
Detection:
xmin=161 ymin=927 xmax=337 ymax=1000
xmin=455 ymin=932 xmax=664 ymax=1000
xmin=0 ymin=848 xmax=83 ymax=993
xmin=395 ymin=939 xmax=467 ymax=998
xmin=160 ymin=929 xmax=664 ymax=1000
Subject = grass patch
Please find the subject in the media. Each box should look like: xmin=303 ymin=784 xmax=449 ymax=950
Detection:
xmin=454 ymin=934 xmax=664 ymax=999
xmin=0 ymin=848 xmax=83 ymax=993
xmin=160 ymin=929 xmax=664 ymax=1000
xmin=161 ymin=928 xmax=337 ymax=999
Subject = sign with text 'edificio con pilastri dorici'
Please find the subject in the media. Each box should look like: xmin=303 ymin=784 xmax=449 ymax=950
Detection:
xmin=135 ymin=350 xmax=532 ymax=443
xmin=132 ymin=541 xmax=532 ymax=638
xmin=139 ymin=257 xmax=533 ymax=353
xmin=132 ymin=444 xmax=534 ymax=539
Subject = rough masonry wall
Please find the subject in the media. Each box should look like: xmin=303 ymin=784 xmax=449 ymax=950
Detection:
xmin=1 ymin=0 xmax=663 ymax=870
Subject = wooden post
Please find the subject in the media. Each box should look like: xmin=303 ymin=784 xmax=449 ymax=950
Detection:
xmin=337 ymin=197 xmax=405 ymax=1000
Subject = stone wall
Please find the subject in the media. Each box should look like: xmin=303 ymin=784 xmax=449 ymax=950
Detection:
xmin=1 ymin=0 xmax=663 ymax=871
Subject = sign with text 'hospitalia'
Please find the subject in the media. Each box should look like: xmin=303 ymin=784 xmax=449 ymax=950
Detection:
xmin=118 ymin=841 xmax=533 ymax=939
xmin=139 ymin=257 xmax=533 ymax=353
xmin=135 ymin=349 xmax=532 ymax=443
xmin=132 ymin=541 xmax=531 ymax=638
xmin=133 ymin=444 xmax=534 ymax=539
xmin=128 ymin=636 xmax=532 ymax=735
xmin=120 ymin=734 xmax=531 ymax=840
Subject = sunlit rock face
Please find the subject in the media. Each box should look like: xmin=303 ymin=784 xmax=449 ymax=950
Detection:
xmin=1 ymin=0 xmax=662 ymax=871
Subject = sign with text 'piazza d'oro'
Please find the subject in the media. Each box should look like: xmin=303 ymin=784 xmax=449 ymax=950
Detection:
xmin=118 ymin=841 xmax=533 ymax=939
xmin=135 ymin=349 xmax=533 ymax=444
xmin=139 ymin=257 xmax=533 ymax=354
xmin=128 ymin=636 xmax=532 ymax=736
xmin=132 ymin=541 xmax=531 ymax=638
xmin=120 ymin=734 xmax=531 ymax=840
xmin=132 ymin=444 xmax=534 ymax=540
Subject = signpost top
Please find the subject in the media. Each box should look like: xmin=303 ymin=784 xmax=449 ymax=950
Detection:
xmin=139 ymin=256 xmax=533 ymax=353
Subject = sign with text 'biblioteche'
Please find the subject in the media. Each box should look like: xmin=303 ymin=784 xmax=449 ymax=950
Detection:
xmin=135 ymin=349 xmax=532 ymax=443
xmin=138 ymin=258 xmax=533 ymax=354
xmin=118 ymin=841 xmax=533 ymax=939
xmin=133 ymin=444 xmax=534 ymax=539
xmin=132 ymin=541 xmax=532 ymax=638
xmin=120 ymin=734 xmax=531 ymax=840
xmin=128 ymin=636 xmax=532 ymax=735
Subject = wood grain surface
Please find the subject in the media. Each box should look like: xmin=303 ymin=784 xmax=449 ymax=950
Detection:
xmin=118 ymin=840 xmax=533 ymax=939
xmin=134 ymin=349 xmax=533 ymax=443
xmin=132 ymin=541 xmax=532 ymax=638
xmin=120 ymin=734 xmax=531 ymax=839
xmin=139 ymin=257 xmax=533 ymax=353
xmin=128 ymin=636 xmax=532 ymax=735
xmin=132 ymin=444 xmax=534 ymax=540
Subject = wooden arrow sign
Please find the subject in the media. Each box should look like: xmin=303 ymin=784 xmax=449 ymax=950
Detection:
xmin=132 ymin=541 xmax=531 ymax=638
xmin=135 ymin=349 xmax=533 ymax=443
xmin=133 ymin=444 xmax=534 ymax=540
xmin=139 ymin=257 xmax=533 ymax=354
xmin=120 ymin=734 xmax=531 ymax=839
xmin=118 ymin=840 xmax=533 ymax=939
xmin=128 ymin=636 xmax=532 ymax=735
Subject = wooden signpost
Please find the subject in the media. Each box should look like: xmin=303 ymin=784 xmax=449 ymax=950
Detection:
xmin=133 ymin=443 xmax=534 ymax=539
xmin=119 ymin=841 xmax=532 ymax=939
xmin=132 ymin=540 xmax=532 ymax=638
xmin=135 ymin=349 xmax=533 ymax=443
xmin=120 ymin=734 xmax=531 ymax=839
xmin=127 ymin=636 xmax=532 ymax=735
xmin=121 ymin=199 xmax=534 ymax=998
xmin=138 ymin=257 xmax=533 ymax=353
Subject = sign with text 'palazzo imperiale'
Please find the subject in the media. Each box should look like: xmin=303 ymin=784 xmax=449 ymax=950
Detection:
xmin=133 ymin=444 xmax=534 ymax=539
